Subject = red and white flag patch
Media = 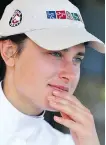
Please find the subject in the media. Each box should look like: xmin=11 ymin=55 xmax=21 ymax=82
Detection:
xmin=56 ymin=10 xmax=66 ymax=19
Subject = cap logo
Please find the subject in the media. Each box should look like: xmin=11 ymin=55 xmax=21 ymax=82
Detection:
xmin=56 ymin=11 xmax=67 ymax=19
xmin=9 ymin=10 xmax=22 ymax=27
xmin=46 ymin=10 xmax=83 ymax=22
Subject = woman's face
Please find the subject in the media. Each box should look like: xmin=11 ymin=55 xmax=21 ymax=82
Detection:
xmin=14 ymin=39 xmax=85 ymax=111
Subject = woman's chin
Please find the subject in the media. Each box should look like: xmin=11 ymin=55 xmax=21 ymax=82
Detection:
xmin=43 ymin=100 xmax=59 ymax=112
xmin=45 ymin=105 xmax=58 ymax=112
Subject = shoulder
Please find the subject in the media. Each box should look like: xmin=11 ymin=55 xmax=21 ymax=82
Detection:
xmin=41 ymin=120 xmax=75 ymax=145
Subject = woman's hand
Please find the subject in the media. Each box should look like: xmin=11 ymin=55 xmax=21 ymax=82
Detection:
xmin=48 ymin=90 xmax=100 ymax=145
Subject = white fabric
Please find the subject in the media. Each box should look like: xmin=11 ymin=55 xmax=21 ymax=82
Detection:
xmin=0 ymin=0 xmax=105 ymax=53
xmin=0 ymin=82 xmax=75 ymax=145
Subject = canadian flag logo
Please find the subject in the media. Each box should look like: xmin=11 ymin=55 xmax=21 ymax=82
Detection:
xmin=9 ymin=10 xmax=22 ymax=27
xmin=12 ymin=14 xmax=20 ymax=24
xmin=56 ymin=10 xmax=66 ymax=19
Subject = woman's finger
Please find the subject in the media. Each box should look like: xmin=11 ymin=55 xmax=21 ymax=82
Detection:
xmin=48 ymin=98 xmax=94 ymax=125
xmin=53 ymin=116 xmax=85 ymax=136
xmin=53 ymin=91 xmax=91 ymax=113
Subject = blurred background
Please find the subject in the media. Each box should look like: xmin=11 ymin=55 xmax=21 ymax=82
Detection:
xmin=0 ymin=0 xmax=105 ymax=145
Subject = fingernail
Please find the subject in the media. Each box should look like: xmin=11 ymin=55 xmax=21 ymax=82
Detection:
xmin=54 ymin=116 xmax=62 ymax=122
xmin=49 ymin=101 xmax=57 ymax=106
xmin=48 ymin=96 xmax=55 ymax=101
xmin=53 ymin=91 xmax=60 ymax=95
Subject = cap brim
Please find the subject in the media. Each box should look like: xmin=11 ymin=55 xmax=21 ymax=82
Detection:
xmin=25 ymin=27 xmax=105 ymax=53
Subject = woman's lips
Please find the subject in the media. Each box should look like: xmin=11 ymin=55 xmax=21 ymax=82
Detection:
xmin=48 ymin=84 xmax=69 ymax=92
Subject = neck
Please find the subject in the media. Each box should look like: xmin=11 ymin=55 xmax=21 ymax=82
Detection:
xmin=2 ymin=77 xmax=43 ymax=116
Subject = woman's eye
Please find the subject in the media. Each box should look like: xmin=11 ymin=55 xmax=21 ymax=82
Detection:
xmin=73 ymin=57 xmax=83 ymax=64
xmin=49 ymin=51 xmax=63 ymax=58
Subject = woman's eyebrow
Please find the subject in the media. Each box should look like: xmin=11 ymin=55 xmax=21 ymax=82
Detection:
xmin=61 ymin=48 xmax=69 ymax=52
xmin=61 ymin=49 xmax=85 ymax=56
xmin=76 ymin=52 xmax=85 ymax=56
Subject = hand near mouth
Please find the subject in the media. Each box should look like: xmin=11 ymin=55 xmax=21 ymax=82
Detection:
xmin=48 ymin=91 xmax=100 ymax=145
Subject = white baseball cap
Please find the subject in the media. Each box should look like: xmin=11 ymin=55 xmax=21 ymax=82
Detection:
xmin=0 ymin=0 xmax=105 ymax=53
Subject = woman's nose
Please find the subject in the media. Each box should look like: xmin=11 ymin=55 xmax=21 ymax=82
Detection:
xmin=58 ymin=61 xmax=80 ymax=83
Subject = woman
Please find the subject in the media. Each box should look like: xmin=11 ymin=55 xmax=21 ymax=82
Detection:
xmin=0 ymin=0 xmax=104 ymax=145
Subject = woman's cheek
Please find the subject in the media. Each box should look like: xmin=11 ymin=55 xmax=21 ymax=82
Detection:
xmin=69 ymin=68 xmax=80 ymax=95
xmin=40 ymin=59 xmax=61 ymax=75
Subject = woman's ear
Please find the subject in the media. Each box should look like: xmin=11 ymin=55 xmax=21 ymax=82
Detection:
xmin=0 ymin=40 xmax=17 ymax=67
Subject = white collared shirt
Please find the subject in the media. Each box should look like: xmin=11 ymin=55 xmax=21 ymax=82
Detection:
xmin=0 ymin=82 xmax=75 ymax=145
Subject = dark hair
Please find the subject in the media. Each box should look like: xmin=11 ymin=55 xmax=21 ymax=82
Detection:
xmin=0 ymin=34 xmax=28 ymax=81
